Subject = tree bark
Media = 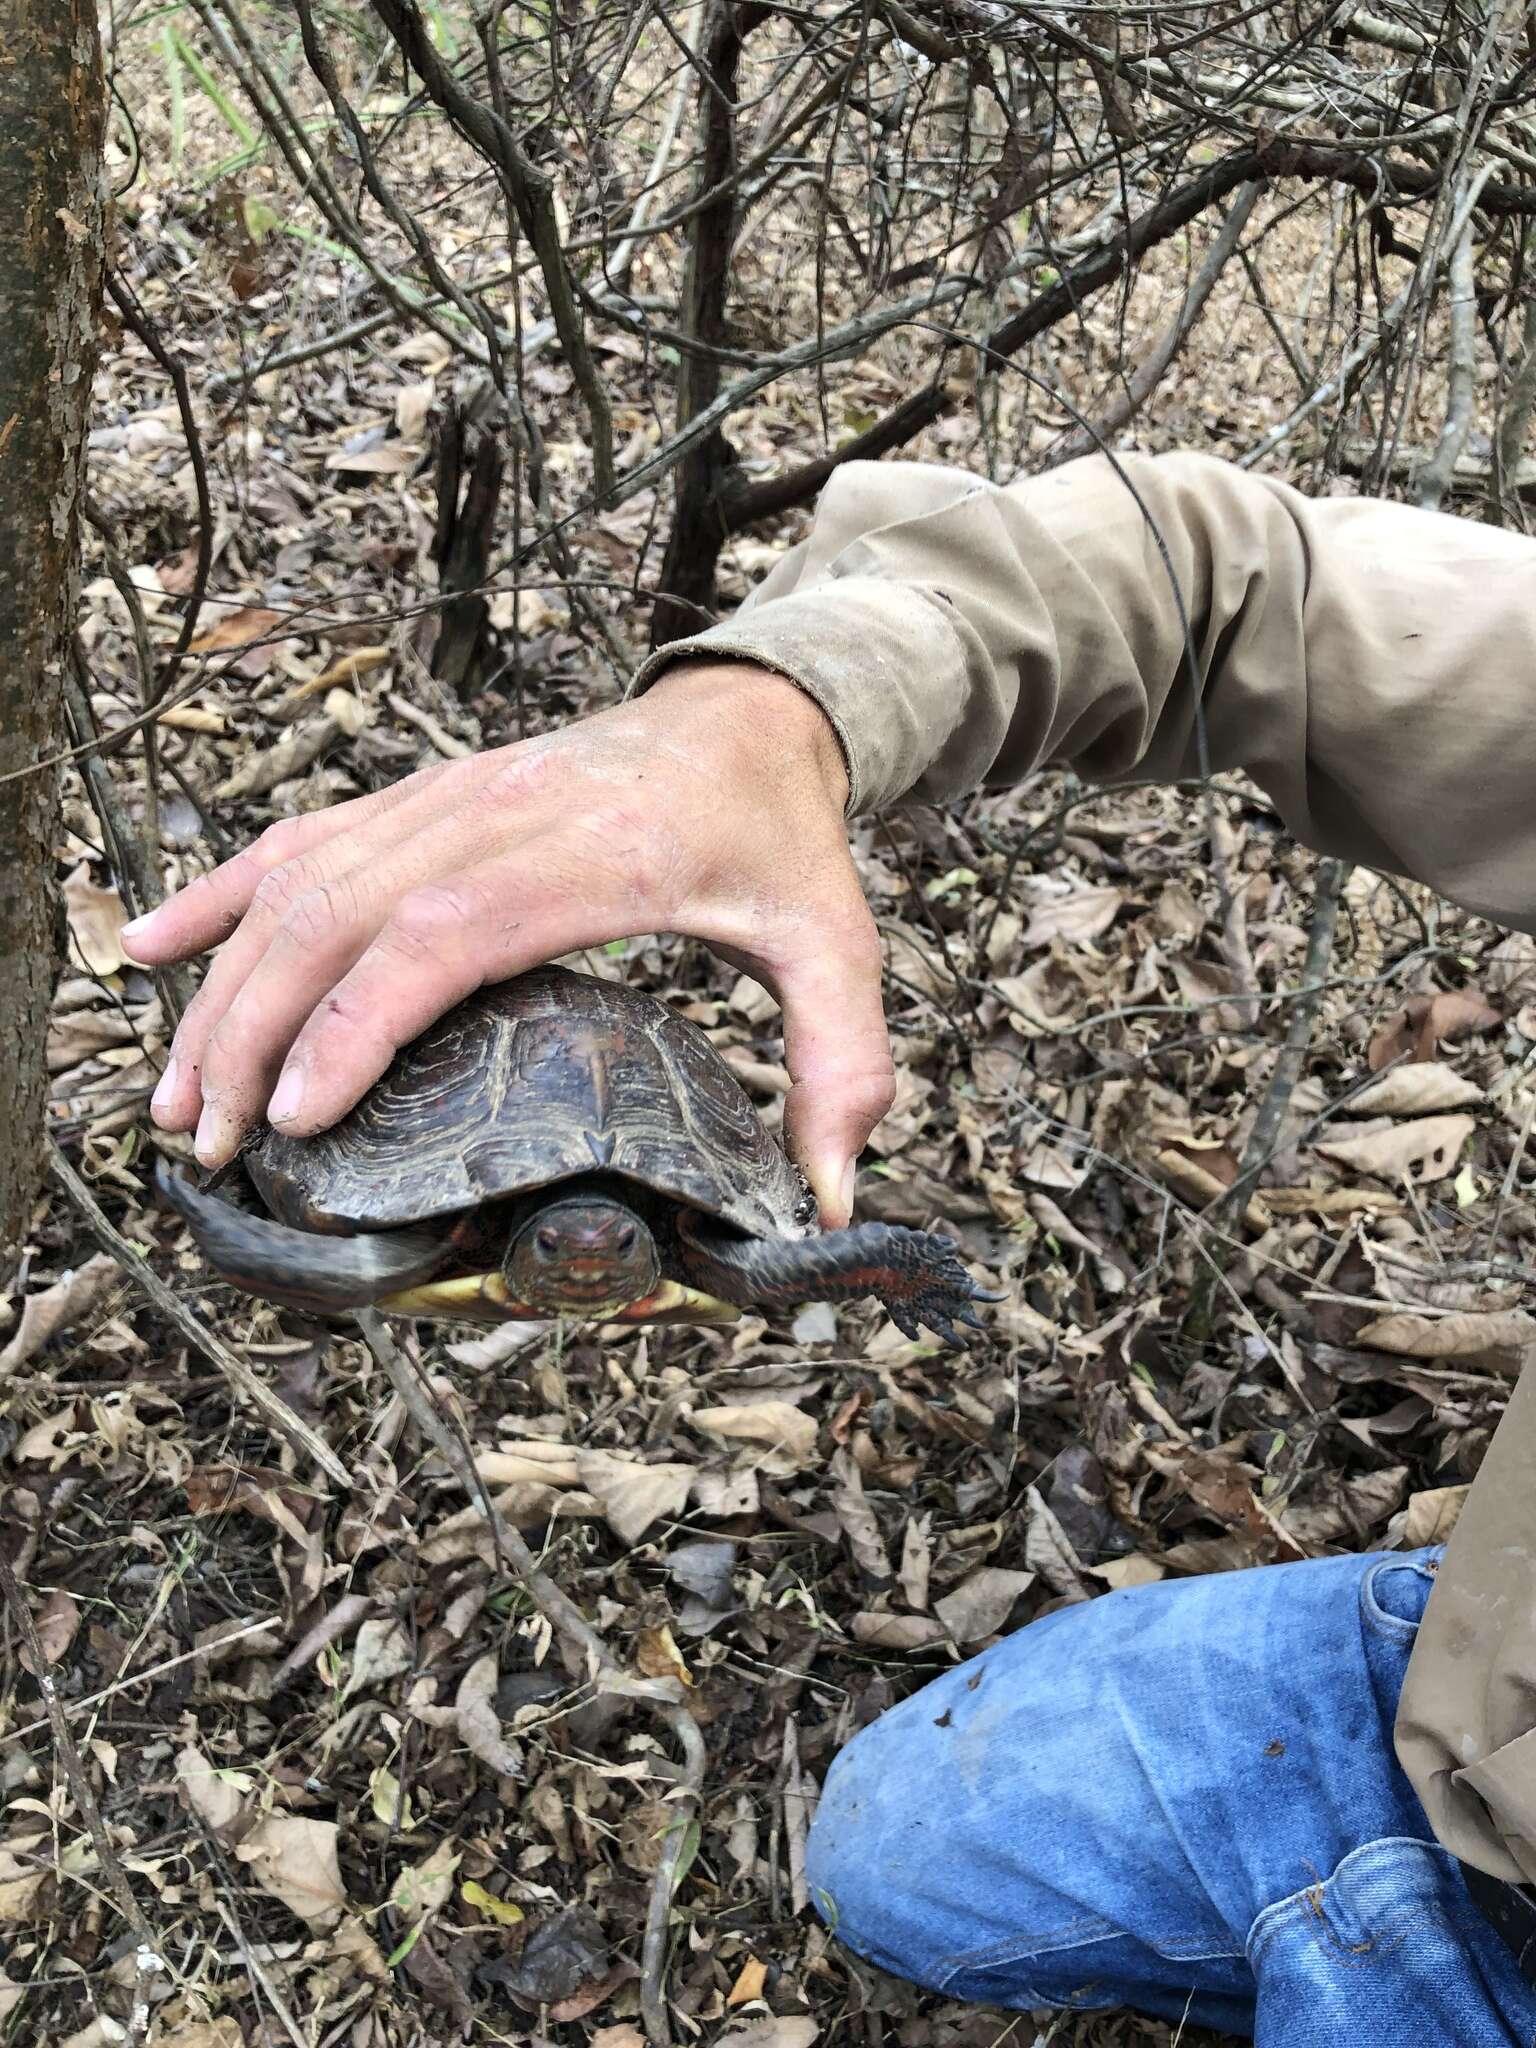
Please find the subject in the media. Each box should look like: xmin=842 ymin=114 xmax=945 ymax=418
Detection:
xmin=0 ymin=0 xmax=106 ymax=1283
xmin=650 ymin=2 xmax=765 ymax=649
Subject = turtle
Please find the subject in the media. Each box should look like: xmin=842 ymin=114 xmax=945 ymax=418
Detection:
xmin=158 ymin=966 xmax=1000 ymax=1346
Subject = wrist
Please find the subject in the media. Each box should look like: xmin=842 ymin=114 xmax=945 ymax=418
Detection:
xmin=645 ymin=658 xmax=850 ymax=810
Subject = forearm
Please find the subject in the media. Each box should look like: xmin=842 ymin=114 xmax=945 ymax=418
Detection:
xmin=634 ymin=452 xmax=1536 ymax=933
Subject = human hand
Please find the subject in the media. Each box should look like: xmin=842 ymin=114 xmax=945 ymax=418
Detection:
xmin=123 ymin=662 xmax=894 ymax=1227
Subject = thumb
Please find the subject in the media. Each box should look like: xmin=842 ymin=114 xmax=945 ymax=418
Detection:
xmin=769 ymin=928 xmax=894 ymax=1229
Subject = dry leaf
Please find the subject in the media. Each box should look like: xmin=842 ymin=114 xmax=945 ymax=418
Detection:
xmin=19 ymin=1588 xmax=80 ymax=1674
xmin=1368 ymin=990 xmax=1501 ymax=1069
xmin=1316 ymin=1114 xmax=1477 ymax=1185
xmin=175 ymin=1746 xmax=251 ymax=1837
xmin=348 ymin=1616 xmax=414 ymax=1692
xmin=728 ymin=1958 xmax=769 ymax=2007
xmin=235 ymin=1815 xmax=347 ymax=1927
xmin=0 ymin=1836 xmax=51 ymax=1921
xmin=830 ymin=1450 xmax=891 ymax=1581
xmin=1356 ymin=1308 xmax=1536 ymax=1358
xmin=1019 ymin=884 xmax=1124 ymax=948
xmin=691 ymin=1401 xmax=818 ymax=1470
xmin=390 ymin=1837 xmax=460 ymax=1923
xmin=934 ymin=1567 xmax=1035 ymax=1643
xmin=215 ymin=715 xmax=341 ymax=801
xmin=1346 ymin=1064 xmax=1484 ymax=1116
xmin=63 ymin=865 xmax=129 ymax=974
xmin=1397 ymin=1485 xmax=1471 ymax=1546
xmin=849 ymin=1611 xmax=948 ymax=1650
xmin=187 ymin=603 xmax=283 ymax=654
xmin=0 ymin=1255 xmax=119 ymax=1370
xmin=635 ymin=1623 xmax=694 ymax=1688
xmin=721 ymin=2019 xmax=818 ymax=2048
xmin=1086 ymin=1555 xmax=1167 ymax=1589
xmin=575 ymin=1452 xmax=694 ymax=1544
xmin=593 ymin=2029 xmax=647 ymax=2048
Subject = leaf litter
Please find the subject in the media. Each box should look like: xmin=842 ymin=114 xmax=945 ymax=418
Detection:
xmin=9 ymin=30 xmax=1536 ymax=2048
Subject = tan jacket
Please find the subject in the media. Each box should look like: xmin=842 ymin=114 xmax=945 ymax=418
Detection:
xmin=632 ymin=450 xmax=1536 ymax=1886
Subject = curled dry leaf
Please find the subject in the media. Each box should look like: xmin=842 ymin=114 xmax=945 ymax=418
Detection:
xmin=347 ymin=1615 xmax=414 ymax=1692
xmin=0 ymin=1254 xmax=119 ymax=1371
xmin=1345 ymin=1063 xmax=1484 ymax=1116
xmin=390 ymin=1836 xmax=460 ymax=1923
xmin=830 ymin=1449 xmax=891 ymax=1582
xmin=1355 ymin=1308 xmax=1536 ymax=1359
xmin=0 ymin=1836 xmax=51 ymax=1922
xmin=1316 ymin=1113 xmax=1477 ymax=1186
xmin=850 ymin=1611 xmax=948 ymax=1650
xmin=215 ymin=715 xmax=341 ymax=801
xmin=721 ymin=2018 xmax=819 ymax=2048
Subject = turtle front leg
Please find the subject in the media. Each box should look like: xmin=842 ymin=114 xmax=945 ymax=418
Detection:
xmin=678 ymin=1216 xmax=1001 ymax=1349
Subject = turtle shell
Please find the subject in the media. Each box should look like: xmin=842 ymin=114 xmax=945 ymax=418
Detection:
xmin=249 ymin=966 xmax=813 ymax=1244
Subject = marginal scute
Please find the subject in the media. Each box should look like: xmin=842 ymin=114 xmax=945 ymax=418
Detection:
xmin=250 ymin=966 xmax=811 ymax=1242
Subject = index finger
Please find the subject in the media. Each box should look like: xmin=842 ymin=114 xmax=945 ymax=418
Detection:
xmin=120 ymin=760 xmax=455 ymax=966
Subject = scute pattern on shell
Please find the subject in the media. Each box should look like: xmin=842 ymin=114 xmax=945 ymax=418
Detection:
xmin=249 ymin=966 xmax=811 ymax=1240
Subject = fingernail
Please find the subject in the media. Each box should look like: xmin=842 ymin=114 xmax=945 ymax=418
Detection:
xmin=268 ymin=1066 xmax=305 ymax=1126
xmin=194 ymin=1101 xmax=236 ymax=1168
xmin=150 ymin=1057 xmax=180 ymax=1118
xmin=838 ymin=1159 xmax=857 ymax=1221
xmin=120 ymin=911 xmax=157 ymax=953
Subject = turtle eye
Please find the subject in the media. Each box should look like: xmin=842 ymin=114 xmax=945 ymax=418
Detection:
xmin=615 ymin=1225 xmax=637 ymax=1253
xmin=536 ymin=1226 xmax=560 ymax=1255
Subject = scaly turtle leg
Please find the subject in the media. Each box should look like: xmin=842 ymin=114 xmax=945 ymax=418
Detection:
xmin=158 ymin=1164 xmax=454 ymax=1314
xmin=678 ymin=1215 xmax=1001 ymax=1349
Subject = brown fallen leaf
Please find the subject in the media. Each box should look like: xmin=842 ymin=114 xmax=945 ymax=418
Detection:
xmin=728 ymin=1957 xmax=769 ymax=2007
xmin=0 ymin=1254 xmax=119 ymax=1370
xmin=186 ymin=603 xmax=283 ymax=654
xmin=235 ymin=1815 xmax=347 ymax=1928
xmin=1086 ymin=1555 xmax=1166 ymax=1589
xmin=1397 ymin=1485 xmax=1471 ymax=1546
xmin=849 ymin=1611 xmax=948 ymax=1650
xmin=575 ymin=1452 xmax=694 ymax=1544
xmin=0 ymin=1836 xmax=51 ymax=1922
xmin=549 ymin=1958 xmax=641 ymax=2022
xmin=1355 ymin=1308 xmax=1536 ymax=1359
xmin=1018 ymin=883 xmax=1124 ymax=948
xmin=19 ymin=1588 xmax=80 ymax=1675
xmin=1368 ymin=989 xmax=1501 ymax=1070
xmin=635 ymin=1622 xmax=694 ymax=1688
xmin=690 ymin=1400 xmax=818 ymax=1472
xmin=934 ymin=1566 xmax=1036 ymax=1644
xmin=214 ymin=715 xmax=341 ymax=801
xmin=1316 ymin=1114 xmax=1477 ymax=1185
xmin=1346 ymin=1063 xmax=1484 ymax=1116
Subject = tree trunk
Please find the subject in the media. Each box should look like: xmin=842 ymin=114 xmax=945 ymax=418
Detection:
xmin=0 ymin=1 xmax=106 ymax=1283
xmin=650 ymin=3 xmax=764 ymax=649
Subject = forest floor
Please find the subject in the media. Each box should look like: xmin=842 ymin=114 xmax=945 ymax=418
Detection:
xmin=2 ymin=24 xmax=1529 ymax=2048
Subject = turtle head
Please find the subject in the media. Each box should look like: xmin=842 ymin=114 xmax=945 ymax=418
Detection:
xmin=504 ymin=1195 xmax=659 ymax=1314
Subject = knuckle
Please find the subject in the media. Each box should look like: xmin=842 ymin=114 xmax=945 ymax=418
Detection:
xmin=481 ymin=743 xmax=559 ymax=811
xmin=251 ymin=857 xmax=318 ymax=924
xmin=279 ymin=876 xmax=360 ymax=952
xmin=389 ymin=876 xmax=496 ymax=950
xmin=253 ymin=817 xmax=307 ymax=868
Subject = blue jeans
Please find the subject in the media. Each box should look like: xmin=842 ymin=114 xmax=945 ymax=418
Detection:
xmin=806 ymin=1548 xmax=1536 ymax=2044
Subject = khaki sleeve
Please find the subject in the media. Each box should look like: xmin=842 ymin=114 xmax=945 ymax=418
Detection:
xmin=630 ymin=451 xmax=1536 ymax=934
